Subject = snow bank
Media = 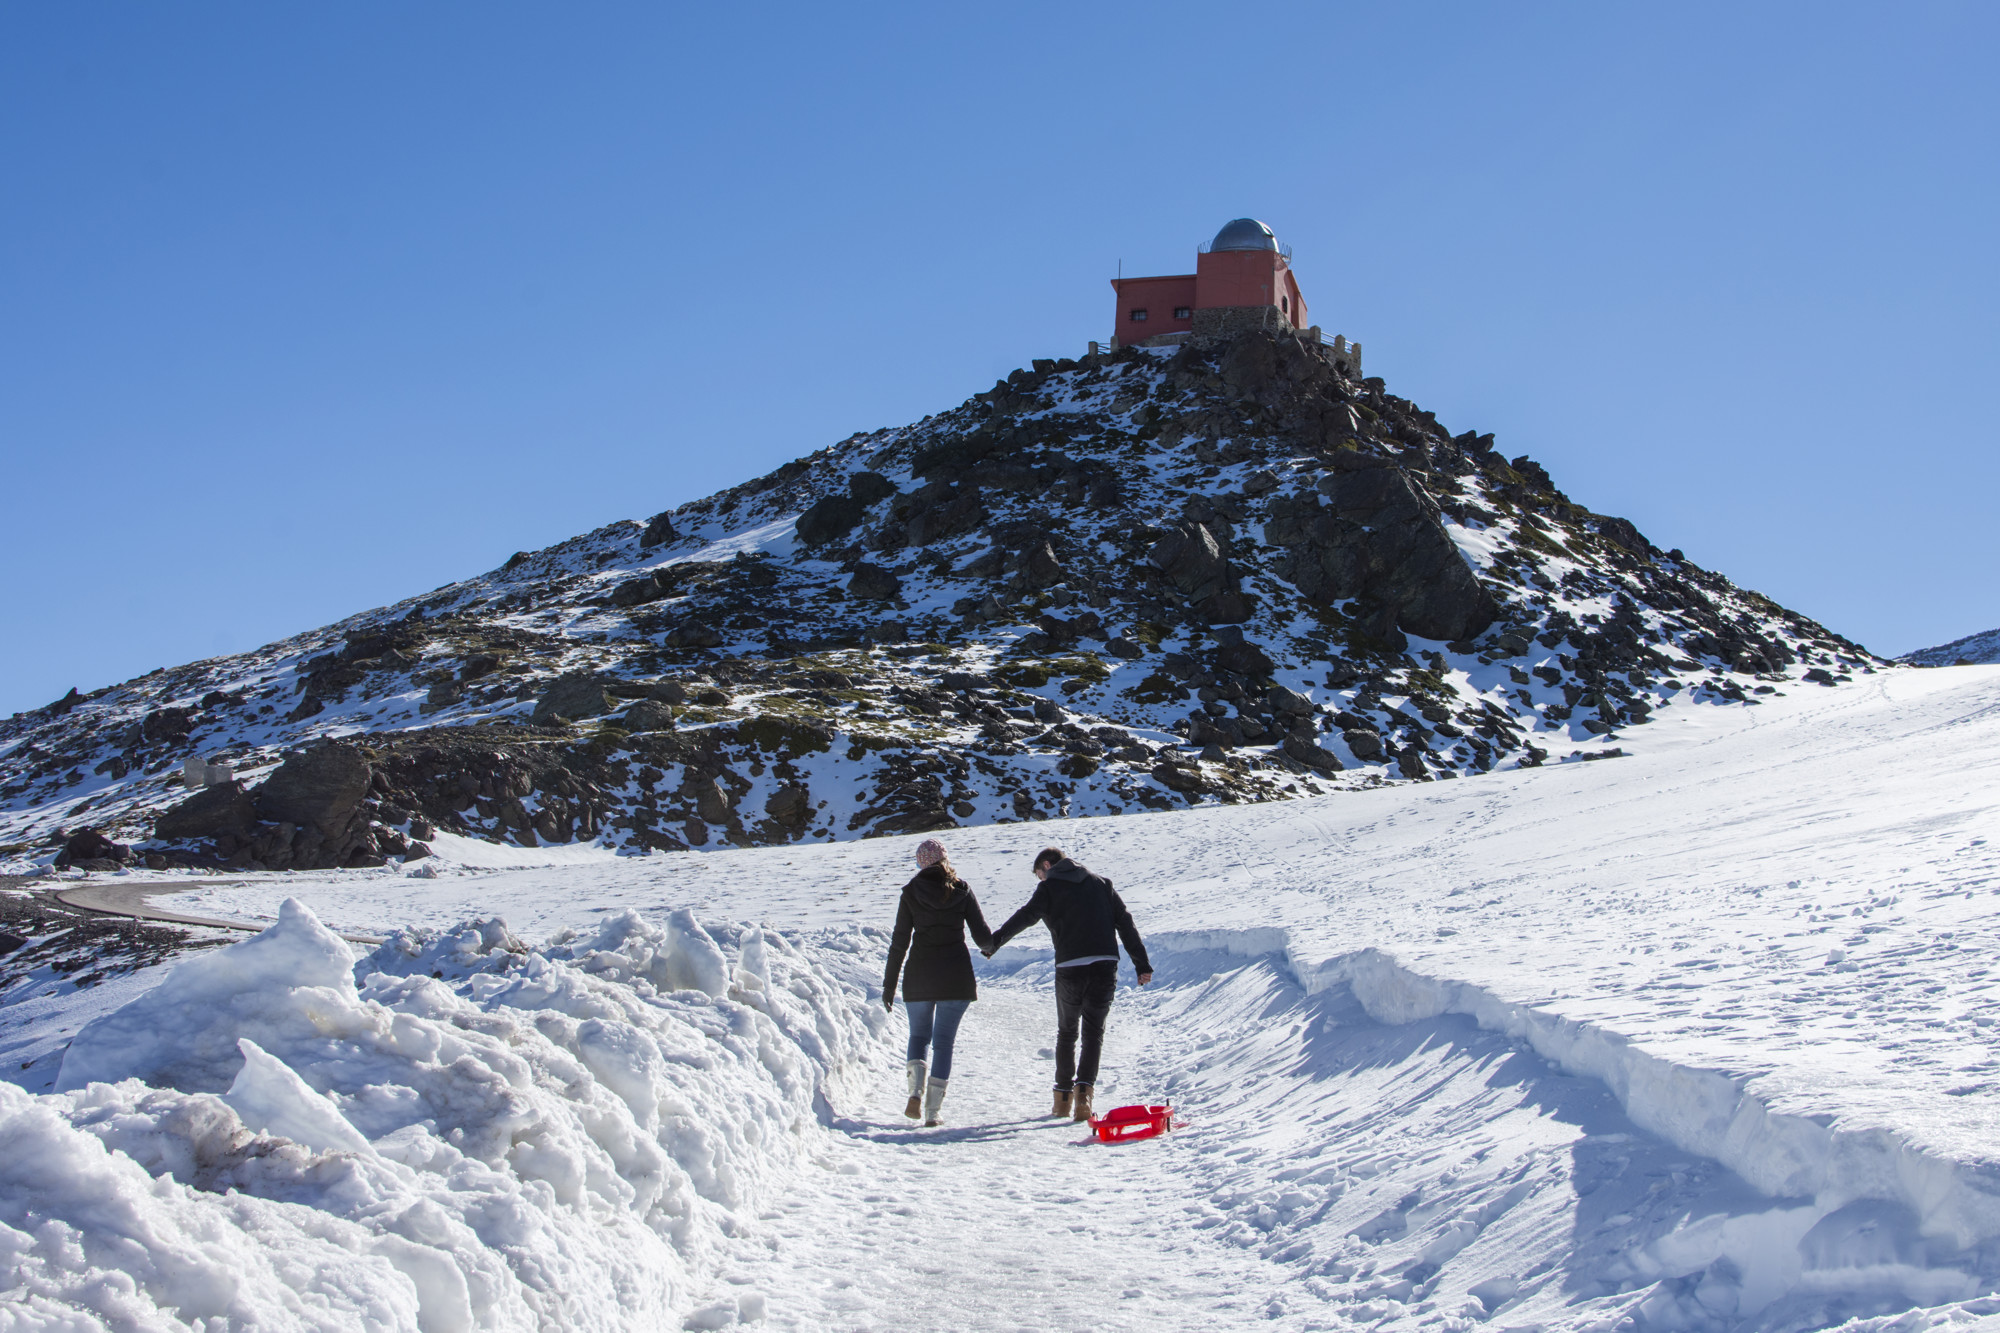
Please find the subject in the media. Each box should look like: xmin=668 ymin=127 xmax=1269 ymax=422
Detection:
xmin=1310 ymin=947 xmax=2000 ymax=1251
xmin=1146 ymin=926 xmax=2000 ymax=1323
xmin=4 ymin=898 xmax=885 ymax=1330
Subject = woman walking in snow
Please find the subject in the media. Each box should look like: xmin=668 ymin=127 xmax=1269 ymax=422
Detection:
xmin=883 ymin=838 xmax=995 ymax=1126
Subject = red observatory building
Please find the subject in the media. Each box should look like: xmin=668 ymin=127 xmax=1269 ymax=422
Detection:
xmin=1108 ymin=218 xmax=1359 ymax=375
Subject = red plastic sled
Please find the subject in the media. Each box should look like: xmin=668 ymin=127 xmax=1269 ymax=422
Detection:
xmin=1090 ymin=1103 xmax=1174 ymax=1144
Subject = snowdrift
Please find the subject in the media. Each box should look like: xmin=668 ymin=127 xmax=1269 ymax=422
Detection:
xmin=1 ymin=900 xmax=883 ymax=1330
xmin=1146 ymin=932 xmax=2000 ymax=1328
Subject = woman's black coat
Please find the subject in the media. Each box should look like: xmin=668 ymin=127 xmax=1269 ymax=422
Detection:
xmin=884 ymin=866 xmax=996 ymax=1003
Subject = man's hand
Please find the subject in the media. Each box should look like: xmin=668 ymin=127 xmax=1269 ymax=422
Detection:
xmin=980 ymin=947 xmax=995 ymax=959
xmin=1137 ymin=971 xmax=1153 ymax=987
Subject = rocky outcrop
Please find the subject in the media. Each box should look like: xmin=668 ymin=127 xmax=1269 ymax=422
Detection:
xmin=1147 ymin=520 xmax=1248 ymax=623
xmin=255 ymin=742 xmax=372 ymax=838
xmin=533 ymin=673 xmax=613 ymax=725
xmin=639 ymin=512 xmax=679 ymax=547
xmin=154 ymin=781 xmax=257 ymax=841
xmin=795 ymin=494 xmax=866 ymax=548
xmin=847 ymin=471 xmax=897 ymax=505
xmin=847 ymin=563 xmax=903 ymax=601
xmin=620 ymin=700 xmax=676 ymax=733
xmin=54 ymin=828 xmax=130 ymax=871
xmin=1264 ymin=466 xmax=1497 ymax=644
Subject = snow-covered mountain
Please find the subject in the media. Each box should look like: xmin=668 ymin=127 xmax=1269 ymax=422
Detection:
xmin=0 ymin=328 xmax=1875 ymax=874
xmin=1902 ymin=626 xmax=2000 ymax=666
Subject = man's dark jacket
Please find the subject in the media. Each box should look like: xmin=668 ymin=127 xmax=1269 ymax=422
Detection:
xmin=990 ymin=859 xmax=1151 ymax=972
xmin=884 ymin=865 xmax=996 ymax=1002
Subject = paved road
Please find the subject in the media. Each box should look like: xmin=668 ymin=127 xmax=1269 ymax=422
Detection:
xmin=48 ymin=878 xmax=383 ymax=945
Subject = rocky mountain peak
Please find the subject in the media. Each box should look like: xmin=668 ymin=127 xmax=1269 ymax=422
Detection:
xmin=0 ymin=328 xmax=1875 ymax=873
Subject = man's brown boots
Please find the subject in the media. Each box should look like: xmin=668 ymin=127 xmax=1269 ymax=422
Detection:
xmin=1071 ymin=1085 xmax=1094 ymax=1123
xmin=1051 ymin=1088 xmax=1071 ymax=1118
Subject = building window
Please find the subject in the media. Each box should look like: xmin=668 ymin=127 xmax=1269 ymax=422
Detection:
xmin=1129 ymin=308 xmax=1148 ymax=322
xmin=1281 ymin=296 xmax=1289 ymax=313
xmin=1173 ymin=306 xmax=1191 ymax=320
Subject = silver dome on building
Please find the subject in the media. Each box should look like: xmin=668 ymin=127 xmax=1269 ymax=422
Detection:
xmin=1209 ymin=218 xmax=1280 ymax=252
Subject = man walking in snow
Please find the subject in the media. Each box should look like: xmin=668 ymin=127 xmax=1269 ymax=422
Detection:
xmin=986 ymin=847 xmax=1152 ymax=1124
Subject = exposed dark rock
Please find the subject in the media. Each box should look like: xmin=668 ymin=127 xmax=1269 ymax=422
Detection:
xmin=764 ymin=784 xmax=811 ymax=829
xmin=640 ymin=513 xmax=679 ymax=548
xmin=1019 ymin=539 xmax=1066 ymax=589
xmin=142 ymin=707 xmax=195 ymax=744
xmin=621 ymin=700 xmax=677 ymax=733
xmin=57 ymin=828 xmax=128 ymax=868
xmin=1594 ymin=515 xmax=1653 ymax=556
xmin=692 ymin=776 xmax=734 ymax=824
xmin=255 ymin=741 xmax=372 ymax=838
xmin=1344 ymin=729 xmax=1385 ymax=761
xmin=1265 ymin=467 xmax=1496 ymax=642
xmin=155 ymin=781 xmax=257 ymax=842
xmin=1147 ymin=521 xmax=1236 ymax=605
xmin=847 ymin=563 xmax=904 ymax=601
xmin=959 ymin=547 xmax=1005 ymax=581
xmin=1395 ymin=744 xmax=1429 ymax=780
xmin=666 ymin=623 xmax=724 ymax=650
xmin=1269 ymin=686 xmax=1314 ymax=717
xmin=533 ymin=673 xmax=613 ymax=726
xmin=1196 ymin=590 xmax=1253 ymax=624
xmin=611 ymin=574 xmax=668 ymax=607
xmin=1284 ymin=729 xmax=1341 ymax=771
xmin=1214 ymin=636 xmax=1274 ymax=678
xmin=1217 ymin=334 xmax=1281 ymax=402
xmin=796 ymin=494 xmax=866 ymax=548
xmin=848 ymin=471 xmax=897 ymax=505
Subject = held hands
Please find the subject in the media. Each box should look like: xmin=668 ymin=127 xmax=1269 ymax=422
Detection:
xmin=1137 ymin=972 xmax=1153 ymax=987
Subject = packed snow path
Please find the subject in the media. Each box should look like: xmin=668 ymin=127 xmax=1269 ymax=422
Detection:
xmin=727 ymin=953 xmax=1947 ymax=1333
xmin=722 ymin=985 xmax=1286 ymax=1332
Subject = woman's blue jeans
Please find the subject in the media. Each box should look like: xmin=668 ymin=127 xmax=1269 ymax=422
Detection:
xmin=905 ymin=999 xmax=970 ymax=1080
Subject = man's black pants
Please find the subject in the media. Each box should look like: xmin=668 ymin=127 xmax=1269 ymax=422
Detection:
xmin=1053 ymin=960 xmax=1118 ymax=1091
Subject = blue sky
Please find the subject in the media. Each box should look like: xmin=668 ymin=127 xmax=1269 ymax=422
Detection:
xmin=2 ymin=3 xmax=1994 ymax=714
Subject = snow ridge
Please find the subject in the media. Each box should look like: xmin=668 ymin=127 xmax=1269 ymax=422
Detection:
xmin=1150 ymin=925 xmax=2000 ymax=1313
